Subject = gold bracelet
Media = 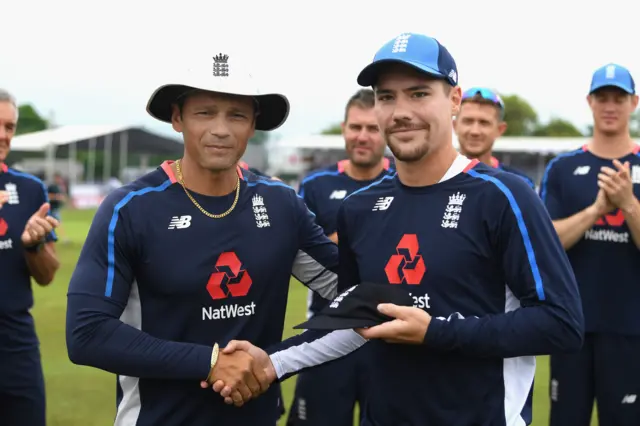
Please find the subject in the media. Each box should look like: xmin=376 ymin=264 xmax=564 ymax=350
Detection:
xmin=205 ymin=343 xmax=220 ymax=384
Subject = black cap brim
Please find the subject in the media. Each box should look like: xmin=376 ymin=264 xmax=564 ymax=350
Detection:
xmin=146 ymin=84 xmax=290 ymax=131
xmin=293 ymin=316 xmax=383 ymax=331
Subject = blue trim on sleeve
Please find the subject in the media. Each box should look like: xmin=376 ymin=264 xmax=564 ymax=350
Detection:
xmin=105 ymin=179 xmax=173 ymax=297
xmin=7 ymin=169 xmax=58 ymax=241
xmin=344 ymin=173 xmax=396 ymax=201
xmin=300 ymin=170 xmax=341 ymax=186
xmin=539 ymin=149 xmax=584 ymax=202
xmin=467 ymin=169 xmax=546 ymax=301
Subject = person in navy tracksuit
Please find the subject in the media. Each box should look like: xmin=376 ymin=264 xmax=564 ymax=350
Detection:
xmin=209 ymin=33 xmax=584 ymax=426
xmin=0 ymin=88 xmax=61 ymax=426
xmin=542 ymin=63 xmax=640 ymax=426
xmin=454 ymin=87 xmax=536 ymax=189
xmin=287 ymin=89 xmax=393 ymax=426
xmin=65 ymin=58 xmax=341 ymax=426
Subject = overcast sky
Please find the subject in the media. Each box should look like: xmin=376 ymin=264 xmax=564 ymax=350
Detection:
xmin=3 ymin=0 xmax=639 ymax=141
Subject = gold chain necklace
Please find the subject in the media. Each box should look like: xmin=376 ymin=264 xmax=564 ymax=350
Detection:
xmin=175 ymin=159 xmax=240 ymax=219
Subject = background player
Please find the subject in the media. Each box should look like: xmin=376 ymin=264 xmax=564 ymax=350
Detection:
xmin=0 ymin=88 xmax=60 ymax=426
xmin=47 ymin=172 xmax=70 ymax=243
xmin=453 ymin=87 xmax=536 ymax=189
xmin=65 ymin=59 xmax=341 ymax=426
xmin=541 ymin=63 xmax=640 ymax=426
xmin=212 ymin=33 xmax=584 ymax=426
xmin=287 ymin=89 xmax=392 ymax=426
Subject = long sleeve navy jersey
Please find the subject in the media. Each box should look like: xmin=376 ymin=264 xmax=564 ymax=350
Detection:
xmin=540 ymin=145 xmax=640 ymax=335
xmin=0 ymin=164 xmax=56 ymax=350
xmin=268 ymin=155 xmax=584 ymax=426
xmin=298 ymin=159 xmax=394 ymax=318
xmin=65 ymin=162 xmax=339 ymax=426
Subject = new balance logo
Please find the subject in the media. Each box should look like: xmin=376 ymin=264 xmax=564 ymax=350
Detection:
xmin=372 ymin=196 xmax=394 ymax=211
xmin=329 ymin=190 xmax=347 ymax=200
xmin=573 ymin=166 xmax=590 ymax=175
xmin=168 ymin=215 xmax=192 ymax=229
xmin=621 ymin=394 xmax=636 ymax=404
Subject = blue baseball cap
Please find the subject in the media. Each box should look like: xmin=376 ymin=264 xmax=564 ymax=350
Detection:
xmin=357 ymin=33 xmax=458 ymax=88
xmin=589 ymin=63 xmax=635 ymax=94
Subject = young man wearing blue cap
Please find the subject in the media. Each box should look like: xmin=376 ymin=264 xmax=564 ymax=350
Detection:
xmin=210 ymin=33 xmax=584 ymax=426
xmin=540 ymin=63 xmax=640 ymax=426
xmin=454 ymin=88 xmax=536 ymax=189
xmin=65 ymin=56 xmax=341 ymax=426
xmin=286 ymin=89 xmax=392 ymax=426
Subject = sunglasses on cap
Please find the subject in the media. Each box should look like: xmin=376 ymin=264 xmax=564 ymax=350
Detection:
xmin=461 ymin=87 xmax=505 ymax=110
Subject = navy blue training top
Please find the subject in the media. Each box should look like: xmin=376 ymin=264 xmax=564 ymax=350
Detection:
xmin=540 ymin=144 xmax=640 ymax=335
xmin=298 ymin=158 xmax=394 ymax=318
xmin=0 ymin=163 xmax=56 ymax=350
xmin=65 ymin=162 xmax=339 ymax=426
xmin=270 ymin=157 xmax=584 ymax=426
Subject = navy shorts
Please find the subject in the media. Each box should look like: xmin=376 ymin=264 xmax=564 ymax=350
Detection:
xmin=286 ymin=348 xmax=370 ymax=426
xmin=549 ymin=332 xmax=640 ymax=426
xmin=0 ymin=348 xmax=46 ymax=426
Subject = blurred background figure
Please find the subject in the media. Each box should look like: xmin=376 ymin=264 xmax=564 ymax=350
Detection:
xmin=454 ymin=87 xmax=535 ymax=189
xmin=47 ymin=173 xmax=70 ymax=243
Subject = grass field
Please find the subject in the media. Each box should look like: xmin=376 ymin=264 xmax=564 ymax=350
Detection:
xmin=32 ymin=208 xmax=597 ymax=426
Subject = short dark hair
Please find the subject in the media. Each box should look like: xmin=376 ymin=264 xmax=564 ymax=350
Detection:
xmin=344 ymin=89 xmax=375 ymax=122
xmin=460 ymin=93 xmax=503 ymax=120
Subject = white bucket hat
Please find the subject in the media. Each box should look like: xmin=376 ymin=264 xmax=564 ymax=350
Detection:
xmin=146 ymin=54 xmax=290 ymax=131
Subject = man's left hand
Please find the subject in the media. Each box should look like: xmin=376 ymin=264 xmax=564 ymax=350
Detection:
xmin=598 ymin=160 xmax=637 ymax=211
xmin=21 ymin=203 xmax=59 ymax=247
xmin=356 ymin=304 xmax=431 ymax=344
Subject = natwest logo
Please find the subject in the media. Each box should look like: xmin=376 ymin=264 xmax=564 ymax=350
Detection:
xmin=0 ymin=218 xmax=7 ymax=237
xmin=207 ymin=252 xmax=252 ymax=299
xmin=588 ymin=209 xmax=630 ymax=244
xmin=384 ymin=234 xmax=426 ymax=285
xmin=0 ymin=218 xmax=12 ymax=251
xmin=203 ymin=252 xmax=256 ymax=321
xmin=595 ymin=209 xmax=625 ymax=227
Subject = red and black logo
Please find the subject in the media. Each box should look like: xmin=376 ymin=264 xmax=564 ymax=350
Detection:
xmin=207 ymin=252 xmax=253 ymax=300
xmin=0 ymin=218 xmax=7 ymax=237
xmin=384 ymin=234 xmax=426 ymax=285
xmin=595 ymin=209 xmax=625 ymax=227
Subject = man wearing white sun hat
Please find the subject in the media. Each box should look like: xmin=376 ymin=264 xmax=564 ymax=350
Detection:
xmin=65 ymin=53 xmax=341 ymax=426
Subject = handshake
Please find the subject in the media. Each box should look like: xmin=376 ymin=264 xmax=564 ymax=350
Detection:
xmin=200 ymin=340 xmax=276 ymax=407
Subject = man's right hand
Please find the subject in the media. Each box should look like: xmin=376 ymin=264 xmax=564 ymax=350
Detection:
xmin=201 ymin=340 xmax=276 ymax=407
xmin=203 ymin=348 xmax=270 ymax=407
xmin=591 ymin=188 xmax=616 ymax=217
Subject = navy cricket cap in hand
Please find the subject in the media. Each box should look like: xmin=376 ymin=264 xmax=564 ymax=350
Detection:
xmin=293 ymin=282 xmax=415 ymax=331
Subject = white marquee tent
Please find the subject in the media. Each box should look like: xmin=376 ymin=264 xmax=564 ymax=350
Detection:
xmin=10 ymin=124 xmax=184 ymax=183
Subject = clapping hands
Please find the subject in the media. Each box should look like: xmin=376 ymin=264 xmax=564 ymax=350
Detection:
xmin=202 ymin=340 xmax=277 ymax=407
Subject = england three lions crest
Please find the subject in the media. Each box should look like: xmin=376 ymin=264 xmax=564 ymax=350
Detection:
xmin=441 ymin=192 xmax=465 ymax=229
xmin=252 ymin=194 xmax=270 ymax=228
xmin=213 ymin=53 xmax=229 ymax=77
